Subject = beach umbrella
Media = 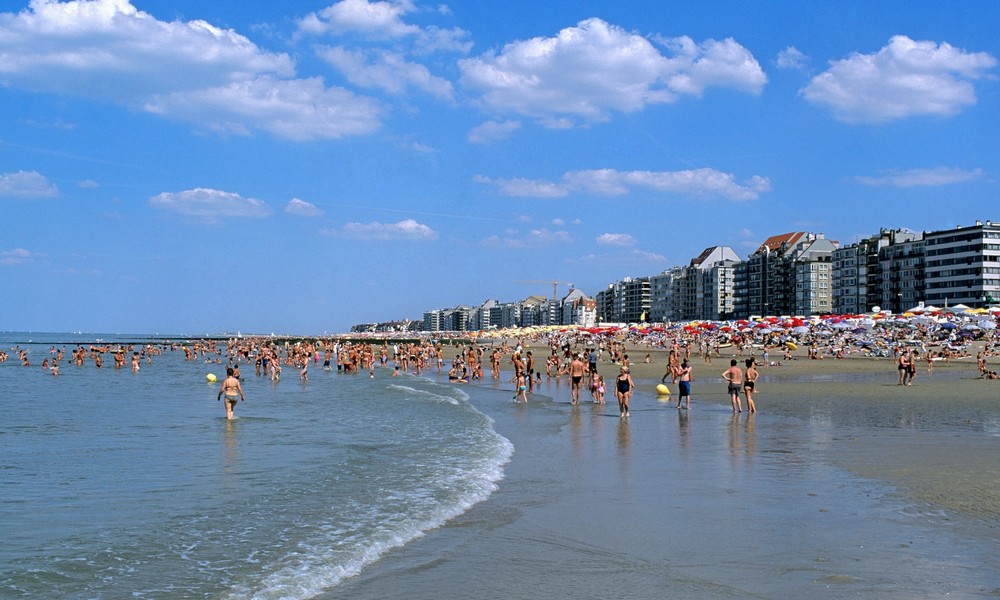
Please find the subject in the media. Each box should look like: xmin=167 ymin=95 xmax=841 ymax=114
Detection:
xmin=939 ymin=322 xmax=957 ymax=330
xmin=792 ymin=326 xmax=810 ymax=334
xmin=962 ymin=323 xmax=981 ymax=331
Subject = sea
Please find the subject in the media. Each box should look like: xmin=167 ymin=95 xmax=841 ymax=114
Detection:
xmin=1 ymin=333 xmax=512 ymax=599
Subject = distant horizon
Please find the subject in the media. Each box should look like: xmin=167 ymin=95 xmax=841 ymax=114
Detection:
xmin=3 ymin=0 xmax=997 ymax=334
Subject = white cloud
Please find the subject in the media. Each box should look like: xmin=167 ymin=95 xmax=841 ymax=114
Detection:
xmin=78 ymin=179 xmax=100 ymax=189
xmin=562 ymin=169 xmax=631 ymax=196
xmin=476 ymin=168 xmax=770 ymax=200
xmin=296 ymin=0 xmax=471 ymax=54
xmin=802 ymin=35 xmax=997 ymax=122
xmin=472 ymin=175 xmax=568 ymax=198
xmin=149 ymin=188 xmax=272 ymax=220
xmin=316 ymin=46 xmax=454 ymax=99
xmin=658 ymin=35 xmax=768 ymax=96
xmin=0 ymin=0 xmax=293 ymax=98
xmin=459 ymin=18 xmax=765 ymax=125
xmin=285 ymin=198 xmax=325 ymax=216
xmin=413 ymin=25 xmax=472 ymax=55
xmin=596 ymin=233 xmax=637 ymax=247
xmin=631 ymin=249 xmax=668 ymax=263
xmin=339 ymin=218 xmax=438 ymax=240
xmin=0 ymin=248 xmax=40 ymax=265
xmin=297 ymin=0 xmax=420 ymax=39
xmin=482 ymin=227 xmax=572 ymax=248
xmin=854 ymin=166 xmax=985 ymax=187
xmin=144 ymin=76 xmax=382 ymax=140
xmin=775 ymin=46 xmax=808 ymax=70
xmin=0 ymin=170 xmax=58 ymax=198
xmin=468 ymin=119 xmax=522 ymax=144
xmin=0 ymin=0 xmax=382 ymax=140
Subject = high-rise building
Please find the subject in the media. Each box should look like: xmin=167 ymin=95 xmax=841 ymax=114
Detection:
xmin=877 ymin=231 xmax=925 ymax=312
xmin=924 ymin=220 xmax=1000 ymax=308
xmin=736 ymin=232 xmax=835 ymax=317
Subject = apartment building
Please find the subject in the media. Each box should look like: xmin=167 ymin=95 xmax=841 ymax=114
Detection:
xmin=924 ymin=220 xmax=1000 ymax=308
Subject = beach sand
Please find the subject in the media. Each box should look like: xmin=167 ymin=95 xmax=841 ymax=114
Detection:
xmin=323 ymin=344 xmax=1000 ymax=599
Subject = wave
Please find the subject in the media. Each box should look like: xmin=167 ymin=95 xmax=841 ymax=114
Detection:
xmin=227 ymin=379 xmax=512 ymax=600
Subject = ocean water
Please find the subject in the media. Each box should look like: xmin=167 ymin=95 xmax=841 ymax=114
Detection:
xmin=0 ymin=333 xmax=512 ymax=599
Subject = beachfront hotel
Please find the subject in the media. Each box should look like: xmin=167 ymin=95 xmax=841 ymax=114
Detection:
xmin=364 ymin=221 xmax=999 ymax=332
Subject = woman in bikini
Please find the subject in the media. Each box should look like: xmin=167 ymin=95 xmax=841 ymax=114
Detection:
xmin=217 ymin=367 xmax=245 ymax=419
xmin=743 ymin=358 xmax=758 ymax=414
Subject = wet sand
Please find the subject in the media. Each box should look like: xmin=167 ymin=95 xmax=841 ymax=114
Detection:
xmin=323 ymin=345 xmax=1000 ymax=599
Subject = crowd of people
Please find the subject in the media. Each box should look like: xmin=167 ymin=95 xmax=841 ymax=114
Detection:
xmin=7 ymin=307 xmax=998 ymax=422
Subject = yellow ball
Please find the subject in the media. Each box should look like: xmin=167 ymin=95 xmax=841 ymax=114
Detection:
xmin=206 ymin=373 xmax=217 ymax=383
xmin=655 ymin=383 xmax=671 ymax=395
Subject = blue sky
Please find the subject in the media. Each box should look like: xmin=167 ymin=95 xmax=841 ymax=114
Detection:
xmin=2 ymin=0 xmax=998 ymax=335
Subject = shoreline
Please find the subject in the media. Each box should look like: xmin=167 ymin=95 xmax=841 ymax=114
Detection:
xmin=323 ymin=349 xmax=1000 ymax=599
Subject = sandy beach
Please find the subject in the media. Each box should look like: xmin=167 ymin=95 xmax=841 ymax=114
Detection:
xmin=323 ymin=343 xmax=1000 ymax=599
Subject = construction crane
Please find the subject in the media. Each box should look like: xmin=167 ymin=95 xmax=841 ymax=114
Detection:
xmin=514 ymin=279 xmax=575 ymax=303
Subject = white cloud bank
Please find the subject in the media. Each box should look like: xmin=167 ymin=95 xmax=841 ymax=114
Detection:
xmin=476 ymin=168 xmax=771 ymax=200
xmin=596 ymin=233 xmax=637 ymax=247
xmin=459 ymin=18 xmax=766 ymax=126
xmin=0 ymin=0 xmax=381 ymax=139
xmin=802 ymin=35 xmax=997 ymax=123
xmin=149 ymin=188 xmax=272 ymax=219
xmin=0 ymin=248 xmax=41 ymax=265
xmin=336 ymin=218 xmax=439 ymax=240
xmin=285 ymin=198 xmax=325 ymax=217
xmin=0 ymin=170 xmax=59 ymax=198
xmin=296 ymin=0 xmax=472 ymax=54
xmin=854 ymin=166 xmax=985 ymax=187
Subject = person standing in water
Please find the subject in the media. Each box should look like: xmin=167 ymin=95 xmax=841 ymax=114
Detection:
xmin=722 ymin=359 xmax=744 ymax=413
xmin=569 ymin=353 xmax=586 ymax=405
xmin=614 ymin=366 xmax=634 ymax=418
xmin=743 ymin=358 xmax=758 ymax=414
xmin=217 ymin=367 xmax=245 ymax=419
xmin=677 ymin=359 xmax=693 ymax=410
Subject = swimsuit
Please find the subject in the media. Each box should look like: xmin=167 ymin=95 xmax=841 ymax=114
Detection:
xmin=617 ymin=377 xmax=631 ymax=393
xmin=728 ymin=383 xmax=741 ymax=395
xmin=679 ymin=381 xmax=691 ymax=396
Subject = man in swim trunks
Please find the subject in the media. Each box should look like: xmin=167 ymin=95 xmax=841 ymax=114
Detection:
xmin=722 ymin=359 xmax=743 ymax=413
xmin=569 ymin=353 xmax=586 ymax=405
xmin=217 ymin=367 xmax=245 ymax=419
xmin=677 ymin=359 xmax=692 ymax=410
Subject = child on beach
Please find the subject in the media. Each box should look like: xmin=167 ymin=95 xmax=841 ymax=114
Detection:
xmin=591 ymin=373 xmax=605 ymax=404
xmin=513 ymin=371 xmax=528 ymax=403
